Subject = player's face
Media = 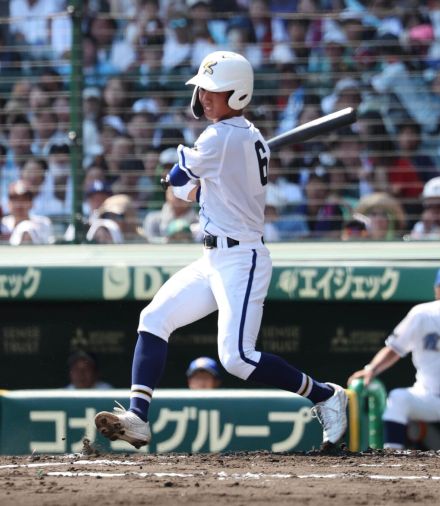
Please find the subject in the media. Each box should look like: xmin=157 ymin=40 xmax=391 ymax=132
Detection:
xmin=198 ymin=89 xmax=235 ymax=123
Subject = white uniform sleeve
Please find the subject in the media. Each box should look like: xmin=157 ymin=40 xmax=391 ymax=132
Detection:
xmin=177 ymin=126 xmax=223 ymax=180
xmin=385 ymin=307 xmax=424 ymax=357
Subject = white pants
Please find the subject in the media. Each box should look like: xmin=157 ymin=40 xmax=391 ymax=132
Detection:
xmin=383 ymin=386 xmax=440 ymax=425
xmin=138 ymin=243 xmax=272 ymax=380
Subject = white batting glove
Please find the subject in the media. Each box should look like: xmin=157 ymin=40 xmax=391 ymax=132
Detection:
xmin=172 ymin=180 xmax=199 ymax=202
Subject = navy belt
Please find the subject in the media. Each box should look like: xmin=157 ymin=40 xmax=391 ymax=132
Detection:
xmin=203 ymin=234 xmax=239 ymax=249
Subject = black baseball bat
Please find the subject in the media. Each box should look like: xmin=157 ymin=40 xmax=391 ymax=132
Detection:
xmin=160 ymin=107 xmax=357 ymax=189
xmin=267 ymin=107 xmax=357 ymax=150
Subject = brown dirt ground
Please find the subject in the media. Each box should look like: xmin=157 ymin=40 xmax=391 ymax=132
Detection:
xmin=1 ymin=446 xmax=440 ymax=506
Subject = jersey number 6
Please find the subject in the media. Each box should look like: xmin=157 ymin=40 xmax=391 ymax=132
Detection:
xmin=255 ymin=140 xmax=268 ymax=186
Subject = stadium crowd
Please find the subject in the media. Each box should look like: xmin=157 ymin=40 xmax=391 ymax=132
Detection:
xmin=0 ymin=0 xmax=440 ymax=244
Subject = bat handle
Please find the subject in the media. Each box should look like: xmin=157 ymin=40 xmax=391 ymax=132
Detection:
xmin=160 ymin=175 xmax=170 ymax=191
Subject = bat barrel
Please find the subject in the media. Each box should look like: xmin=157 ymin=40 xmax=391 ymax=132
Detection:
xmin=268 ymin=107 xmax=357 ymax=150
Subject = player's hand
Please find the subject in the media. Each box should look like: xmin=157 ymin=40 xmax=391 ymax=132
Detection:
xmin=347 ymin=368 xmax=375 ymax=387
xmin=160 ymin=174 xmax=170 ymax=191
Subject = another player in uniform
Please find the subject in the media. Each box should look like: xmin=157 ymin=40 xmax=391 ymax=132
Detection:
xmin=95 ymin=51 xmax=347 ymax=449
xmin=348 ymin=269 xmax=440 ymax=449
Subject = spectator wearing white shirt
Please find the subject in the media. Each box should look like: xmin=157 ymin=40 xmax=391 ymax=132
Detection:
xmin=2 ymin=179 xmax=54 ymax=245
xmin=9 ymin=0 xmax=66 ymax=59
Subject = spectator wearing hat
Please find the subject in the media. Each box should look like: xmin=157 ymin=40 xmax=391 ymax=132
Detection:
xmin=64 ymin=176 xmax=114 ymax=243
xmin=97 ymin=193 xmax=140 ymax=242
xmin=186 ymin=356 xmax=222 ymax=389
xmin=410 ymin=176 xmax=440 ymax=240
xmin=354 ymin=192 xmax=406 ymax=240
xmin=2 ymin=179 xmax=54 ymax=245
xmin=65 ymin=351 xmax=113 ymax=390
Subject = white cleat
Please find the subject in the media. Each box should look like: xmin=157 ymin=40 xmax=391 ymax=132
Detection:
xmin=311 ymin=382 xmax=348 ymax=444
xmin=95 ymin=402 xmax=151 ymax=449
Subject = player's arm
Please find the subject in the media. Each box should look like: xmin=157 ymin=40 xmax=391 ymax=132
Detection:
xmin=347 ymin=345 xmax=401 ymax=387
xmin=162 ymin=164 xmax=201 ymax=202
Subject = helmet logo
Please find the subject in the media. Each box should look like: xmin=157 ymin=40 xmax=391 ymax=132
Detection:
xmin=202 ymin=60 xmax=217 ymax=75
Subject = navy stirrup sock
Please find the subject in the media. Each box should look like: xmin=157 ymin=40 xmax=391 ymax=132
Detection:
xmin=248 ymin=352 xmax=334 ymax=404
xmin=129 ymin=331 xmax=168 ymax=422
xmin=384 ymin=420 xmax=406 ymax=447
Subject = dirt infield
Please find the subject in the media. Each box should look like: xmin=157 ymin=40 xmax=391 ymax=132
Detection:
xmin=1 ymin=448 xmax=440 ymax=506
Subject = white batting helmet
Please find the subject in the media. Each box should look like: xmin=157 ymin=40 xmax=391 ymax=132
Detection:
xmin=186 ymin=51 xmax=254 ymax=119
xmin=423 ymin=176 xmax=440 ymax=200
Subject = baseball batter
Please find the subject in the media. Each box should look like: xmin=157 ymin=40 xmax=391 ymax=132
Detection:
xmin=348 ymin=270 xmax=440 ymax=449
xmin=95 ymin=51 xmax=347 ymax=449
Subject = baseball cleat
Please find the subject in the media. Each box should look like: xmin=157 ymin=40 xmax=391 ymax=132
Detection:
xmin=95 ymin=402 xmax=151 ymax=449
xmin=310 ymin=382 xmax=348 ymax=444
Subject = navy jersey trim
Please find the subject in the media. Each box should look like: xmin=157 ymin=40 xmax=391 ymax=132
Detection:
xmin=220 ymin=120 xmax=251 ymax=129
xmin=238 ymin=249 xmax=259 ymax=367
xmin=179 ymin=149 xmax=200 ymax=179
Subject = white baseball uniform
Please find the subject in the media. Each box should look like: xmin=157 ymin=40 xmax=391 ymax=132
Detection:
xmin=383 ymin=300 xmax=440 ymax=424
xmin=138 ymin=115 xmax=272 ymax=379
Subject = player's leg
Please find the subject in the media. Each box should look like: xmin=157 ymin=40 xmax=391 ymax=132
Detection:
xmin=383 ymin=387 xmax=440 ymax=449
xmin=213 ymin=247 xmax=346 ymax=444
xmin=130 ymin=257 xmax=217 ymax=420
xmin=95 ymin=257 xmax=217 ymax=447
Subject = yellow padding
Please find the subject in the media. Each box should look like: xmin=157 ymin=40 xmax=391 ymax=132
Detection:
xmin=345 ymin=388 xmax=360 ymax=452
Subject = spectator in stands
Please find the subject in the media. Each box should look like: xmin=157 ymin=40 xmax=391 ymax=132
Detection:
xmin=32 ymin=109 xmax=66 ymax=156
xmin=96 ymin=193 xmax=140 ymax=242
xmin=2 ymin=179 xmax=54 ymax=245
xmin=340 ymin=213 xmax=369 ymax=241
xmin=186 ymin=0 xmax=228 ymax=46
xmin=103 ymin=76 xmax=132 ymax=123
xmin=165 ymin=217 xmax=194 ymax=243
xmin=394 ymin=120 xmax=438 ymax=184
xmin=275 ymin=64 xmax=306 ymax=135
xmin=112 ymin=157 xmax=146 ymax=209
xmin=295 ymin=169 xmax=345 ymax=239
xmin=45 ymin=142 xmax=72 ymax=215
xmin=82 ymin=34 xmax=119 ymax=87
xmin=88 ymin=14 xmax=136 ymax=73
xmin=125 ymin=0 xmax=163 ymax=50
xmin=143 ymin=186 xmax=198 ymax=243
xmin=20 ymin=157 xmax=50 ymax=215
xmin=186 ymin=356 xmax=222 ymax=389
xmin=371 ymin=32 xmax=440 ymax=136
xmin=329 ymin=126 xmax=374 ymax=200
xmin=321 ymin=77 xmax=362 ymax=115
xmin=9 ymin=0 xmax=64 ymax=59
xmin=354 ymin=192 xmax=406 ymax=240
xmin=65 ymin=351 xmax=112 ymax=389
xmin=132 ymin=31 xmax=166 ymax=90
xmin=225 ymin=16 xmax=263 ymax=69
xmin=355 ymin=109 xmax=396 ymax=194
xmin=127 ymin=111 xmax=155 ymax=156
xmin=409 ymin=176 xmax=440 ymax=240
xmin=106 ymin=133 xmax=135 ymax=179
xmin=308 ymin=20 xmax=355 ymax=98
xmin=85 ymin=178 xmax=113 ymax=220
xmin=161 ymin=10 xmax=193 ymax=70
xmin=1 ymin=116 xmax=34 ymax=213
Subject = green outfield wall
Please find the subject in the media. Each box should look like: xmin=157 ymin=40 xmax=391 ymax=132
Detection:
xmin=0 ymin=390 xmax=322 ymax=455
xmin=0 ymin=242 xmax=438 ymax=391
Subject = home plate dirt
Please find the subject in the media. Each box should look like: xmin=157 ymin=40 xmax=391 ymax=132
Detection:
xmin=1 ymin=448 xmax=440 ymax=505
